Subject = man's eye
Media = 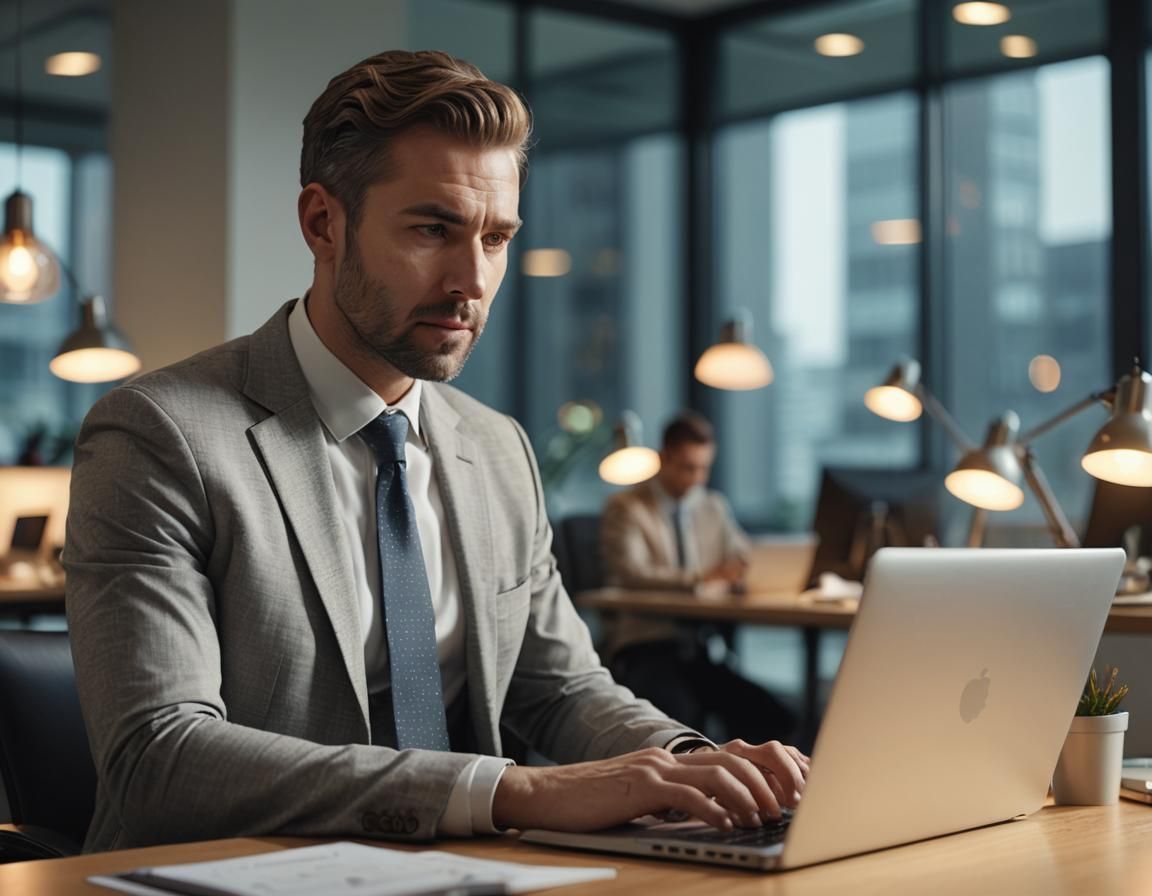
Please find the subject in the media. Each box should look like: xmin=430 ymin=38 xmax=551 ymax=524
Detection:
xmin=483 ymin=233 xmax=508 ymax=248
xmin=419 ymin=224 xmax=447 ymax=238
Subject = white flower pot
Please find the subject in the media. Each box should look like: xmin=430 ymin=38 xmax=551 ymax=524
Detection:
xmin=1051 ymin=711 xmax=1129 ymax=806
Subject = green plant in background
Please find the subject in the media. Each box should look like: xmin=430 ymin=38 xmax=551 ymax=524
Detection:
xmin=1076 ymin=666 xmax=1130 ymax=716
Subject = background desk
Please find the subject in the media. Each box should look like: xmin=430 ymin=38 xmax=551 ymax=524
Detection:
xmin=4 ymin=802 xmax=1152 ymax=895
xmin=577 ymin=588 xmax=1152 ymax=744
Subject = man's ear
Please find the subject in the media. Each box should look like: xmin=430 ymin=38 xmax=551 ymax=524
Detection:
xmin=298 ymin=183 xmax=344 ymax=265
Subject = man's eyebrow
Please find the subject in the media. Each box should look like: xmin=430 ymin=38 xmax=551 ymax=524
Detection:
xmin=401 ymin=203 xmax=523 ymax=233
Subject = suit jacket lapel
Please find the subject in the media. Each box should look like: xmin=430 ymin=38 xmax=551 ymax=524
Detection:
xmin=243 ymin=303 xmax=370 ymax=730
xmin=421 ymin=386 xmax=500 ymax=755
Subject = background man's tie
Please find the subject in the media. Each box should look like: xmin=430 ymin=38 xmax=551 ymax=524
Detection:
xmin=359 ymin=411 xmax=451 ymax=751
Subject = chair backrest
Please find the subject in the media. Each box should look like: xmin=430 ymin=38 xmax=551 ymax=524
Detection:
xmin=555 ymin=514 xmax=604 ymax=594
xmin=0 ymin=630 xmax=95 ymax=850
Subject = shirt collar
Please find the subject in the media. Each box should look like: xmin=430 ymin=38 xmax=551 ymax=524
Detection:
xmin=287 ymin=296 xmax=424 ymax=445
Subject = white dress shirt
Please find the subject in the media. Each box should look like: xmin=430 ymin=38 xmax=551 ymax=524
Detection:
xmin=287 ymin=298 xmax=509 ymax=835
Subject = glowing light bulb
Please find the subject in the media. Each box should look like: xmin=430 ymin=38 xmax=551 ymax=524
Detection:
xmin=2 ymin=242 xmax=38 ymax=293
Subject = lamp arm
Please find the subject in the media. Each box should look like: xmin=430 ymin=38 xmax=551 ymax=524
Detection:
xmin=916 ymin=385 xmax=977 ymax=452
xmin=1018 ymin=449 xmax=1081 ymax=548
xmin=1018 ymin=391 xmax=1112 ymax=447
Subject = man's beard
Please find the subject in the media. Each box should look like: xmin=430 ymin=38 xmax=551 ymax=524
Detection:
xmin=333 ymin=235 xmax=486 ymax=383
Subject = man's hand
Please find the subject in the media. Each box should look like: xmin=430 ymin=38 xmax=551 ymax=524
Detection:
xmin=701 ymin=556 xmax=748 ymax=586
xmin=491 ymin=740 xmax=809 ymax=833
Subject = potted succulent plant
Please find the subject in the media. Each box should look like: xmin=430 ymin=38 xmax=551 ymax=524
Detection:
xmin=1052 ymin=666 xmax=1130 ymax=805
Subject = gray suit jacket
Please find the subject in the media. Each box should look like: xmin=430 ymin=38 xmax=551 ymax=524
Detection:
xmin=65 ymin=302 xmax=688 ymax=852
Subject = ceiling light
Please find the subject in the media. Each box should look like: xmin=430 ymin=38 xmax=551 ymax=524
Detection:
xmin=953 ymin=2 xmax=1012 ymax=25
xmin=1000 ymin=35 xmax=1037 ymax=59
xmin=870 ymin=219 xmax=922 ymax=246
xmin=521 ymin=249 xmax=571 ymax=277
xmin=814 ymin=33 xmax=864 ymax=57
xmin=45 ymin=51 xmax=102 ymax=77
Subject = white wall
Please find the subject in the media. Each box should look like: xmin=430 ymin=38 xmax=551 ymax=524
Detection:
xmin=113 ymin=0 xmax=408 ymax=369
xmin=228 ymin=0 xmax=408 ymax=337
xmin=112 ymin=0 xmax=231 ymax=373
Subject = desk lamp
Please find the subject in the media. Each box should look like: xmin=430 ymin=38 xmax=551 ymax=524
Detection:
xmin=866 ymin=361 xmax=1152 ymax=548
xmin=599 ymin=410 xmax=660 ymax=486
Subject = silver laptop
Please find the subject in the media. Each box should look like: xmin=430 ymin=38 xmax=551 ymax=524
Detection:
xmin=743 ymin=535 xmax=819 ymax=593
xmin=523 ymin=547 xmax=1125 ymax=871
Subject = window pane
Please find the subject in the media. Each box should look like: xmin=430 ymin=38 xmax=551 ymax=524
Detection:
xmin=943 ymin=57 xmax=1111 ymax=538
xmin=718 ymin=0 xmax=916 ymax=122
xmin=529 ymin=9 xmax=679 ymax=144
xmin=713 ymin=93 xmax=920 ymax=529
xmin=947 ymin=0 xmax=1105 ymax=75
xmin=524 ymin=135 xmax=685 ymax=517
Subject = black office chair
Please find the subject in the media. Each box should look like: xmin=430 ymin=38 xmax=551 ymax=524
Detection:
xmin=554 ymin=514 xmax=605 ymax=595
xmin=0 ymin=630 xmax=96 ymax=861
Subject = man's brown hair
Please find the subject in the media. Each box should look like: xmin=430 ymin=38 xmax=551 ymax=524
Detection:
xmin=300 ymin=50 xmax=532 ymax=228
xmin=662 ymin=412 xmax=716 ymax=451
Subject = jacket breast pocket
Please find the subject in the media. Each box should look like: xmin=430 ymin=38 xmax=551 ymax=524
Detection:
xmin=493 ymin=579 xmax=531 ymax=698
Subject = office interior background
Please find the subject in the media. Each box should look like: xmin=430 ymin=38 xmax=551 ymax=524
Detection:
xmin=1 ymin=0 xmax=1151 ymax=747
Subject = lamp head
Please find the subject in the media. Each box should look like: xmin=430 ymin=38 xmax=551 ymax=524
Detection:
xmin=864 ymin=360 xmax=923 ymax=422
xmin=599 ymin=410 xmax=661 ymax=486
xmin=1082 ymin=366 xmax=1152 ymax=486
xmin=694 ymin=310 xmax=773 ymax=391
xmin=945 ymin=412 xmax=1026 ymax=511
xmin=49 ymin=295 xmax=142 ymax=383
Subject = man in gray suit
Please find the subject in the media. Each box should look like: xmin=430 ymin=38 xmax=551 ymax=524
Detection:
xmin=66 ymin=50 xmax=807 ymax=852
xmin=600 ymin=412 xmax=797 ymax=744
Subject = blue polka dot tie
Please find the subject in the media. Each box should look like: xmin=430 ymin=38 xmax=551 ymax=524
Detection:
xmin=359 ymin=411 xmax=451 ymax=751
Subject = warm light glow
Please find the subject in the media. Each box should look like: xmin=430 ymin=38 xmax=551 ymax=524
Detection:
xmin=49 ymin=348 xmax=141 ymax=383
xmin=945 ymin=468 xmax=1025 ymax=511
xmin=1082 ymin=449 xmax=1152 ymax=487
xmin=814 ymin=33 xmax=864 ymax=57
xmin=521 ymin=249 xmax=571 ymax=277
xmin=1028 ymin=355 xmax=1061 ymax=393
xmin=557 ymin=400 xmax=601 ymax=435
xmin=1000 ymin=35 xmax=1037 ymax=58
xmin=2 ymin=242 xmax=37 ymax=292
xmin=694 ymin=343 xmax=773 ymax=390
xmin=870 ymin=219 xmax=922 ymax=245
xmin=864 ymin=385 xmax=922 ymax=422
xmin=599 ymin=446 xmax=661 ymax=486
xmin=953 ymin=2 xmax=1012 ymax=25
xmin=0 ymin=229 xmax=60 ymax=303
xmin=45 ymin=51 xmax=102 ymax=76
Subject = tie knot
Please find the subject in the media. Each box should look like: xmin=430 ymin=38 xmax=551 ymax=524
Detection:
xmin=359 ymin=412 xmax=409 ymax=465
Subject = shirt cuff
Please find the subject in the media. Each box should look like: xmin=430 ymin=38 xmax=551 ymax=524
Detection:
xmin=439 ymin=756 xmax=516 ymax=837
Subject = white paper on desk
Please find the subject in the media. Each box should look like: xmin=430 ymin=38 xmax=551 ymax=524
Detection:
xmin=89 ymin=841 xmax=615 ymax=896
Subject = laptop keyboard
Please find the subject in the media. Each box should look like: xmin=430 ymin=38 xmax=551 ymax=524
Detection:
xmin=640 ymin=812 xmax=792 ymax=848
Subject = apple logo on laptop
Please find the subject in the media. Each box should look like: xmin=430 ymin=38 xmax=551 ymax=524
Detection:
xmin=960 ymin=669 xmax=990 ymax=723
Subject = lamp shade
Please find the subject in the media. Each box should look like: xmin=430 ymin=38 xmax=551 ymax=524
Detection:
xmin=0 ymin=191 xmax=61 ymax=304
xmin=599 ymin=411 xmax=660 ymax=486
xmin=694 ymin=315 xmax=773 ymax=391
xmin=864 ymin=361 xmax=923 ymax=422
xmin=1082 ymin=367 xmax=1152 ymax=486
xmin=945 ymin=413 xmax=1026 ymax=511
xmin=49 ymin=295 xmax=142 ymax=383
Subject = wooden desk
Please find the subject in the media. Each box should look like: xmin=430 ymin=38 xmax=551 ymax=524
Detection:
xmin=5 ymin=803 xmax=1152 ymax=895
xmin=0 ymin=581 xmax=65 ymax=618
xmin=577 ymin=588 xmax=1152 ymax=744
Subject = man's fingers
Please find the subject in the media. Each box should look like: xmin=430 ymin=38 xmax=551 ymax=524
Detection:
xmin=675 ymin=750 xmax=783 ymax=822
xmin=657 ymin=781 xmax=734 ymax=830
xmin=719 ymin=739 xmax=806 ymax=807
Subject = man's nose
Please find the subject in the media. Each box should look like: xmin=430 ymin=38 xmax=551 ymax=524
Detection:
xmin=443 ymin=242 xmax=487 ymax=300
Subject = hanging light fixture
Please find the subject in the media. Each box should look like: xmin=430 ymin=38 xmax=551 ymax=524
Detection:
xmin=50 ymin=295 xmax=141 ymax=383
xmin=0 ymin=0 xmax=61 ymax=303
xmin=694 ymin=310 xmax=773 ymax=390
